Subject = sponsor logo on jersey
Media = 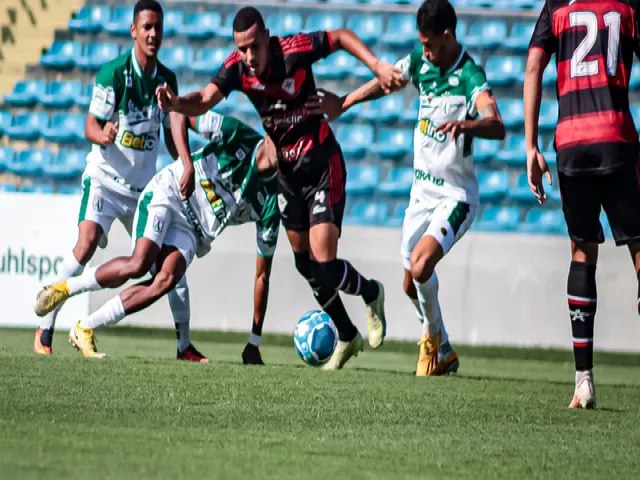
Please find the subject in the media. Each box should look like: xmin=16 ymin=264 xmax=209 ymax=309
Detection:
xmin=200 ymin=179 xmax=227 ymax=223
xmin=418 ymin=118 xmax=446 ymax=143
xmin=263 ymin=107 xmax=308 ymax=129
xmin=415 ymin=168 xmax=445 ymax=187
xmin=119 ymin=131 xmax=157 ymax=151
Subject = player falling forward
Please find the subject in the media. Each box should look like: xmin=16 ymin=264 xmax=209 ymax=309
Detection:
xmin=32 ymin=0 xmax=211 ymax=362
xmin=156 ymin=6 xmax=405 ymax=369
xmin=34 ymin=112 xmax=280 ymax=361
xmin=525 ymin=0 xmax=640 ymax=408
xmin=309 ymin=0 xmax=505 ymax=376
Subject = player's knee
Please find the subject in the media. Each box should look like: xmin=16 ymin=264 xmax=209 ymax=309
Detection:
xmin=293 ymin=251 xmax=313 ymax=280
xmin=410 ymin=253 xmax=434 ymax=284
xmin=125 ymin=256 xmax=153 ymax=279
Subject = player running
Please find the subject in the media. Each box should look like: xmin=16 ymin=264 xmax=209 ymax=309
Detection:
xmin=155 ymin=6 xmax=405 ymax=369
xmin=33 ymin=112 xmax=280 ymax=360
xmin=525 ymin=0 xmax=640 ymax=408
xmin=308 ymin=0 xmax=505 ymax=376
xmin=31 ymin=0 xmax=211 ymax=362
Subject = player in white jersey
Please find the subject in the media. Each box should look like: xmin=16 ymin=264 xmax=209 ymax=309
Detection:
xmin=308 ymin=0 xmax=505 ymax=375
xmin=33 ymin=111 xmax=280 ymax=359
xmin=32 ymin=0 xmax=208 ymax=362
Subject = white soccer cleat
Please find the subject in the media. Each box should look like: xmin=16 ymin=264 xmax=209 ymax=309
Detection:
xmin=366 ymin=280 xmax=386 ymax=349
xmin=569 ymin=370 xmax=596 ymax=409
xmin=321 ymin=332 xmax=364 ymax=371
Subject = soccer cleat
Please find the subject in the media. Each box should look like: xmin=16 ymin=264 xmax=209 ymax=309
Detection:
xmin=33 ymin=328 xmax=53 ymax=356
xmin=366 ymin=280 xmax=387 ymax=349
xmin=416 ymin=332 xmax=441 ymax=376
xmin=177 ymin=343 xmax=208 ymax=363
xmin=321 ymin=332 xmax=364 ymax=371
xmin=34 ymin=281 xmax=69 ymax=317
xmin=242 ymin=343 xmax=264 ymax=365
xmin=68 ymin=321 xmax=105 ymax=359
xmin=569 ymin=370 xmax=596 ymax=409
xmin=433 ymin=350 xmax=460 ymax=376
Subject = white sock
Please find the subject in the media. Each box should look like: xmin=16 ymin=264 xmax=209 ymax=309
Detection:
xmin=168 ymin=275 xmax=191 ymax=352
xmin=66 ymin=266 xmax=100 ymax=295
xmin=80 ymin=295 xmax=126 ymax=329
xmin=39 ymin=253 xmax=85 ymax=330
xmin=414 ymin=272 xmax=449 ymax=345
xmin=248 ymin=333 xmax=261 ymax=347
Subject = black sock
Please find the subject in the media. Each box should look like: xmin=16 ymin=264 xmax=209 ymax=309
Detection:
xmin=313 ymin=259 xmax=379 ymax=304
xmin=40 ymin=328 xmax=53 ymax=347
xmin=567 ymin=261 xmax=597 ymax=371
xmin=636 ymin=269 xmax=640 ymax=315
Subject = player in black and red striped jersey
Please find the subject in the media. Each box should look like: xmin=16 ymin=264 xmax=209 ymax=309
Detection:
xmin=156 ymin=7 xmax=406 ymax=370
xmin=525 ymin=0 xmax=640 ymax=409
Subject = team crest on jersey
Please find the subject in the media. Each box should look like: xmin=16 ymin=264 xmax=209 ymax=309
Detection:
xmin=124 ymin=69 xmax=132 ymax=89
xmin=235 ymin=148 xmax=246 ymax=161
xmin=420 ymin=64 xmax=429 ymax=75
xmin=152 ymin=214 xmax=164 ymax=233
xmin=448 ymin=76 xmax=460 ymax=87
xmin=92 ymin=195 xmax=103 ymax=213
xmin=282 ymin=78 xmax=296 ymax=96
xmin=277 ymin=193 xmax=288 ymax=214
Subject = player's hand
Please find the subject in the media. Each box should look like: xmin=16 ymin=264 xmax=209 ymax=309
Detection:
xmin=101 ymin=121 xmax=119 ymax=145
xmin=305 ymin=89 xmax=344 ymax=122
xmin=179 ymin=162 xmax=195 ymax=200
xmin=436 ymin=121 xmax=468 ymax=139
xmin=372 ymin=60 xmax=407 ymax=93
xmin=156 ymin=82 xmax=178 ymax=112
xmin=527 ymin=146 xmax=552 ymax=205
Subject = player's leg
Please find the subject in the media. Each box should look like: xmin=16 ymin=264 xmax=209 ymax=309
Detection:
xmin=242 ymin=255 xmax=273 ymax=365
xmin=34 ymin=177 xmax=115 ymax=354
xmin=402 ymin=269 xmax=425 ymax=327
xmin=559 ymin=172 xmax=603 ymax=409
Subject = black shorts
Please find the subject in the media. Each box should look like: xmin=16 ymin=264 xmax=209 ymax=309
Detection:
xmin=277 ymin=138 xmax=346 ymax=233
xmin=559 ymin=161 xmax=640 ymax=246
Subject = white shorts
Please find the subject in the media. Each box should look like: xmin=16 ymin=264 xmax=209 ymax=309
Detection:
xmin=401 ymin=195 xmax=476 ymax=270
xmin=132 ymin=169 xmax=196 ymax=266
xmin=78 ymin=170 xmax=139 ymax=248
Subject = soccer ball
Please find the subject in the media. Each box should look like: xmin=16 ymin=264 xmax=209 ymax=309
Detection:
xmin=293 ymin=310 xmax=338 ymax=366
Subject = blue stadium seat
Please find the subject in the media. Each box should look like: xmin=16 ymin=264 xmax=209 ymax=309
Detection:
xmin=219 ymin=92 xmax=255 ymax=116
xmin=378 ymin=166 xmax=414 ymax=196
xmin=371 ymin=128 xmax=412 ymax=159
xmin=542 ymin=64 xmax=557 ymax=88
xmin=42 ymin=113 xmax=86 ymax=144
xmin=58 ymin=184 xmax=83 ymax=195
xmin=40 ymin=40 xmax=82 ymax=69
xmin=508 ymin=172 xmax=555 ymax=204
xmin=382 ymin=14 xmax=414 ymax=48
xmin=0 ymin=146 xmax=12 ymax=170
xmin=183 ymin=11 xmax=221 ymax=40
xmin=4 ymin=112 xmax=48 ymax=141
xmin=475 ymin=206 xmax=521 ymax=232
xmin=76 ymin=43 xmax=121 ymax=71
xmin=346 ymin=15 xmax=384 ymax=46
xmin=401 ymin=97 xmax=420 ymax=123
xmin=192 ymin=47 xmax=229 ymax=75
xmin=156 ymin=154 xmax=173 ymax=172
xmin=216 ymin=14 xmax=234 ymax=40
xmin=358 ymin=101 xmax=380 ymax=122
xmin=68 ymin=5 xmax=111 ymax=34
xmin=485 ymin=56 xmax=525 ymax=86
xmin=631 ymin=104 xmax=640 ymax=126
xmin=76 ymin=84 xmax=92 ymax=109
xmin=500 ymin=98 xmax=525 ymax=131
xmin=345 ymin=200 xmax=389 ymax=226
xmin=4 ymin=80 xmax=47 ymax=106
xmin=376 ymin=95 xmax=404 ymax=123
xmin=473 ymin=138 xmax=500 ymax=164
xmin=346 ymin=164 xmax=381 ymax=195
xmin=339 ymin=103 xmax=362 ymax=123
xmin=336 ymin=125 xmax=374 ymax=158
xmin=0 ymin=111 xmax=12 ymax=136
xmin=315 ymin=52 xmax=356 ymax=80
xmin=539 ymin=100 xmax=558 ymax=131
xmin=160 ymin=46 xmax=194 ymax=72
xmin=163 ymin=10 xmax=184 ymax=37
xmin=19 ymin=183 xmax=54 ymax=194
xmin=478 ymin=170 xmax=508 ymax=203
xmin=7 ymin=149 xmax=51 ymax=177
xmin=542 ymin=138 xmax=557 ymax=168
xmin=518 ymin=208 xmax=566 ymax=234
xmin=39 ymin=80 xmax=83 ymax=109
xmin=386 ymin=201 xmax=408 ymax=227
xmin=456 ymin=19 xmax=468 ymax=43
xmin=0 ymin=183 xmax=17 ymax=193
xmin=304 ymin=13 xmax=344 ymax=32
xmin=465 ymin=21 xmax=508 ymax=49
xmin=496 ymin=134 xmax=526 ymax=166
xmin=43 ymin=150 xmax=85 ymax=180
xmin=104 ymin=7 xmax=132 ymax=36
xmin=268 ymin=13 xmax=303 ymax=37
xmin=504 ymin=22 xmax=536 ymax=51
xmin=630 ymin=67 xmax=640 ymax=90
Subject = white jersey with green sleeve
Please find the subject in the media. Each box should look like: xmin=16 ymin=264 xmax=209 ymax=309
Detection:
xmin=87 ymin=49 xmax=178 ymax=197
xmin=396 ymin=47 xmax=490 ymax=205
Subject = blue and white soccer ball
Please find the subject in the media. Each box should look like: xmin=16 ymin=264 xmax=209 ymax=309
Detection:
xmin=294 ymin=310 xmax=338 ymax=366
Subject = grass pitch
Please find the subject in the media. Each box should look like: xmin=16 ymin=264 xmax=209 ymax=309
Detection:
xmin=1 ymin=327 xmax=639 ymax=479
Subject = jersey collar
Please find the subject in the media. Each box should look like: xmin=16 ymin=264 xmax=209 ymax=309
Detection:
xmin=423 ymin=47 xmax=466 ymax=76
xmin=131 ymin=48 xmax=157 ymax=79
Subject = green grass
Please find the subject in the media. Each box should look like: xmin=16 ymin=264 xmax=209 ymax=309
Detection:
xmin=1 ymin=327 xmax=639 ymax=479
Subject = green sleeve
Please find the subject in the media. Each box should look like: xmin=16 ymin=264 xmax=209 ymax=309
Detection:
xmin=464 ymin=63 xmax=491 ymax=118
xmin=89 ymin=63 xmax=120 ymax=121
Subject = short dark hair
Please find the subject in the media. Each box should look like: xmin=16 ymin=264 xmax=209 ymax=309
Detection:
xmin=133 ymin=0 xmax=163 ymax=22
xmin=233 ymin=6 xmax=265 ymax=33
xmin=416 ymin=0 xmax=457 ymax=36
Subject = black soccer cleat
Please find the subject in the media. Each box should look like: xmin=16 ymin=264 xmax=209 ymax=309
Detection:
xmin=242 ymin=343 xmax=265 ymax=365
xmin=177 ymin=343 xmax=208 ymax=363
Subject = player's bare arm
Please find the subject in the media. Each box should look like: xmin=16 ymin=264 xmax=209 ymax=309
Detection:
xmin=163 ymin=127 xmax=179 ymax=160
xmin=156 ymin=81 xmax=224 ymax=117
xmin=328 ymin=28 xmax=405 ymax=93
xmin=85 ymin=114 xmax=118 ymax=146
xmin=435 ymin=91 xmax=505 ymax=140
xmin=524 ymin=47 xmax=552 ymax=204
xmin=168 ymin=111 xmax=195 ymax=200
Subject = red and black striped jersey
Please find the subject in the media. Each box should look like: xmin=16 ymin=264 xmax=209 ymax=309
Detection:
xmin=530 ymin=0 xmax=640 ymax=175
xmin=211 ymin=31 xmax=335 ymax=154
